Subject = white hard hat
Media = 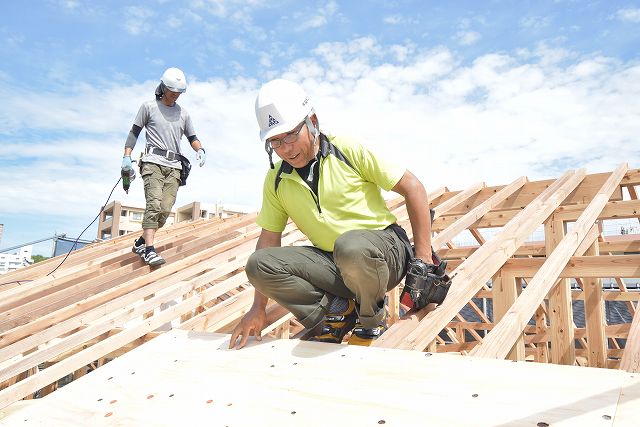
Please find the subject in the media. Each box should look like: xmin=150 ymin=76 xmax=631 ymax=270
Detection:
xmin=255 ymin=79 xmax=314 ymax=142
xmin=161 ymin=67 xmax=187 ymax=93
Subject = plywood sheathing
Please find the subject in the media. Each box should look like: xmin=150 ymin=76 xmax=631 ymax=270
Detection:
xmin=2 ymin=330 xmax=639 ymax=427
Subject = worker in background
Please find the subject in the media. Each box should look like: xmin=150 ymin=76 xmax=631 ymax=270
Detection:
xmin=121 ymin=67 xmax=206 ymax=266
xmin=229 ymin=79 xmax=433 ymax=349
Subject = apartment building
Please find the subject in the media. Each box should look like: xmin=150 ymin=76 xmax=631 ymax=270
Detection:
xmin=97 ymin=200 xmax=244 ymax=240
xmin=0 ymin=246 xmax=32 ymax=275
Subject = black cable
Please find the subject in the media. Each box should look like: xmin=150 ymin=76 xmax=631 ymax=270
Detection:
xmin=46 ymin=176 xmax=123 ymax=277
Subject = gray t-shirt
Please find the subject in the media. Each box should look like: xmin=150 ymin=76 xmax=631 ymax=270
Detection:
xmin=133 ymin=100 xmax=196 ymax=169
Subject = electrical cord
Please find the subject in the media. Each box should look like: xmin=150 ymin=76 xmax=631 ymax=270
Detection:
xmin=46 ymin=176 xmax=123 ymax=276
xmin=0 ymin=175 xmax=124 ymax=286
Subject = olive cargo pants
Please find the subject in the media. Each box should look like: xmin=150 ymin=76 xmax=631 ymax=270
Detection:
xmin=141 ymin=162 xmax=181 ymax=229
xmin=245 ymin=227 xmax=409 ymax=329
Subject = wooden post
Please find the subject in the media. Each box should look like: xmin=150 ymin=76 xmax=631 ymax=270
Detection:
xmin=545 ymin=216 xmax=576 ymax=366
xmin=492 ymin=269 xmax=525 ymax=361
xmin=583 ymin=240 xmax=607 ymax=368
xmin=621 ymin=303 xmax=640 ymax=372
xmin=533 ymin=302 xmax=549 ymax=363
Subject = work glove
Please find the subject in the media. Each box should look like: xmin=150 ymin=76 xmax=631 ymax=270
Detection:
xmin=196 ymin=148 xmax=206 ymax=167
xmin=121 ymin=156 xmax=133 ymax=172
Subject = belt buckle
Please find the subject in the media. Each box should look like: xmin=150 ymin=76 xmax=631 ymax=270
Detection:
xmin=166 ymin=151 xmax=176 ymax=161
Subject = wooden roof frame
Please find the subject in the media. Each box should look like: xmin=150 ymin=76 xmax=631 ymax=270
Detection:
xmin=0 ymin=164 xmax=639 ymax=414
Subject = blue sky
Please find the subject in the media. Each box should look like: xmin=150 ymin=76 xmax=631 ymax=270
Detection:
xmin=1 ymin=0 xmax=640 ymax=255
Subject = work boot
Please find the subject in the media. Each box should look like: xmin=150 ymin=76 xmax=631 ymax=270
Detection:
xmin=142 ymin=248 xmax=165 ymax=266
xmin=131 ymin=238 xmax=145 ymax=257
xmin=347 ymin=320 xmax=387 ymax=347
xmin=308 ymin=297 xmax=358 ymax=344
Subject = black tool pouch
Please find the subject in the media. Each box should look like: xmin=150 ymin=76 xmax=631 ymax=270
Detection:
xmin=179 ymin=157 xmax=191 ymax=186
xmin=402 ymin=258 xmax=452 ymax=309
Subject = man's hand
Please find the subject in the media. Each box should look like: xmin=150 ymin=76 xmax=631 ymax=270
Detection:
xmin=229 ymin=307 xmax=267 ymax=349
xmin=196 ymin=148 xmax=206 ymax=167
xmin=121 ymin=156 xmax=133 ymax=172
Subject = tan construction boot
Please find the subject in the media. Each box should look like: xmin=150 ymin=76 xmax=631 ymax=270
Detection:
xmin=308 ymin=297 xmax=358 ymax=344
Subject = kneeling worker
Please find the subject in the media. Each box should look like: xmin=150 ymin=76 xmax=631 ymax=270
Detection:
xmin=230 ymin=79 xmax=433 ymax=349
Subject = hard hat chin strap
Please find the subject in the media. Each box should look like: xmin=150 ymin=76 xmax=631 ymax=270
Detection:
xmin=304 ymin=114 xmax=319 ymax=146
xmin=155 ymin=83 xmax=165 ymax=100
xmin=265 ymin=142 xmax=275 ymax=169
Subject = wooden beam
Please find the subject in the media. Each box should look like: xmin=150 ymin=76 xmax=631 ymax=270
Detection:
xmin=432 ymin=181 xmax=486 ymax=219
xmin=583 ymin=240 xmax=607 ymax=368
xmin=431 ymin=176 xmax=527 ymax=249
xmin=491 ymin=269 xmax=524 ymax=360
xmin=499 ymin=255 xmax=640 ymax=278
xmin=621 ymin=302 xmax=640 ymax=372
xmin=375 ymin=168 xmax=586 ymax=350
xmin=545 ymin=215 xmax=575 ymax=365
xmin=471 ymin=163 xmax=628 ymax=360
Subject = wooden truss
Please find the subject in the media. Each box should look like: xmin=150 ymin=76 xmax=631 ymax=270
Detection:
xmin=0 ymin=164 xmax=639 ymax=414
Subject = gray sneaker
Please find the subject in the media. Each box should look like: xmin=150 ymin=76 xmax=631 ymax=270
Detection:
xmin=142 ymin=250 xmax=165 ymax=266
xmin=132 ymin=240 xmax=145 ymax=257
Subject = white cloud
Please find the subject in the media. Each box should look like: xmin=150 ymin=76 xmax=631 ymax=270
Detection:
xmin=61 ymin=0 xmax=80 ymax=9
xmin=520 ymin=16 xmax=551 ymax=30
xmin=383 ymin=14 xmax=417 ymax=25
xmin=167 ymin=16 xmax=182 ymax=28
xmin=614 ymin=8 xmax=640 ymax=23
xmin=123 ymin=6 xmax=155 ymax=35
xmin=1 ymin=38 xmax=639 ymax=239
xmin=455 ymin=30 xmax=480 ymax=46
xmin=296 ymin=0 xmax=338 ymax=31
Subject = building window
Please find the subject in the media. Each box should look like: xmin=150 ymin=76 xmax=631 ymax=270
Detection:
xmin=132 ymin=212 xmax=143 ymax=221
xmin=119 ymin=230 xmax=126 ymax=236
xmin=121 ymin=210 xmax=128 ymax=217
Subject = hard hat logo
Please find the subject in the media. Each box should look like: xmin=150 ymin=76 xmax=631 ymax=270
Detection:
xmin=268 ymin=115 xmax=280 ymax=128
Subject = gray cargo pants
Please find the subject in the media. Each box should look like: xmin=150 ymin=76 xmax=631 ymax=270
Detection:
xmin=245 ymin=227 xmax=409 ymax=329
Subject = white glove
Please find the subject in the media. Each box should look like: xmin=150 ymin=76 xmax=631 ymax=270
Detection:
xmin=196 ymin=148 xmax=206 ymax=167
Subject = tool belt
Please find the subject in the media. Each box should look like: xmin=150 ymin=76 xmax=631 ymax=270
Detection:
xmin=145 ymin=146 xmax=191 ymax=186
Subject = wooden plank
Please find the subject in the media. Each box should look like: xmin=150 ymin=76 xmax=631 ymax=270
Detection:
xmin=431 ymin=176 xmax=527 ymax=248
xmin=437 ymin=237 xmax=640 ymax=260
xmin=620 ymin=303 xmax=640 ymax=372
xmin=1 ymin=330 xmax=638 ymax=426
xmin=375 ymin=168 xmax=586 ymax=350
xmin=583 ymin=240 xmax=607 ymax=368
xmin=435 ymin=199 xmax=640 ymax=231
xmin=545 ymin=215 xmax=575 ymax=365
xmin=0 ymin=294 xmax=204 ymax=409
xmin=471 ymin=163 xmax=628 ymax=360
xmin=432 ymin=181 xmax=485 ymax=218
xmin=491 ymin=269 xmax=524 ymax=361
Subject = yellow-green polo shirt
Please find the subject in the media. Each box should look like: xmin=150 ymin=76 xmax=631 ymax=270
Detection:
xmin=257 ymin=135 xmax=405 ymax=252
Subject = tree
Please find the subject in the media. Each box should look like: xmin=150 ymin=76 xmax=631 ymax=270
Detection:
xmin=32 ymin=255 xmax=49 ymax=263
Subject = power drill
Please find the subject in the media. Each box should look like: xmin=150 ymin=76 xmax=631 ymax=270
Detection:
xmin=121 ymin=162 xmax=136 ymax=194
xmin=401 ymin=255 xmax=452 ymax=310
